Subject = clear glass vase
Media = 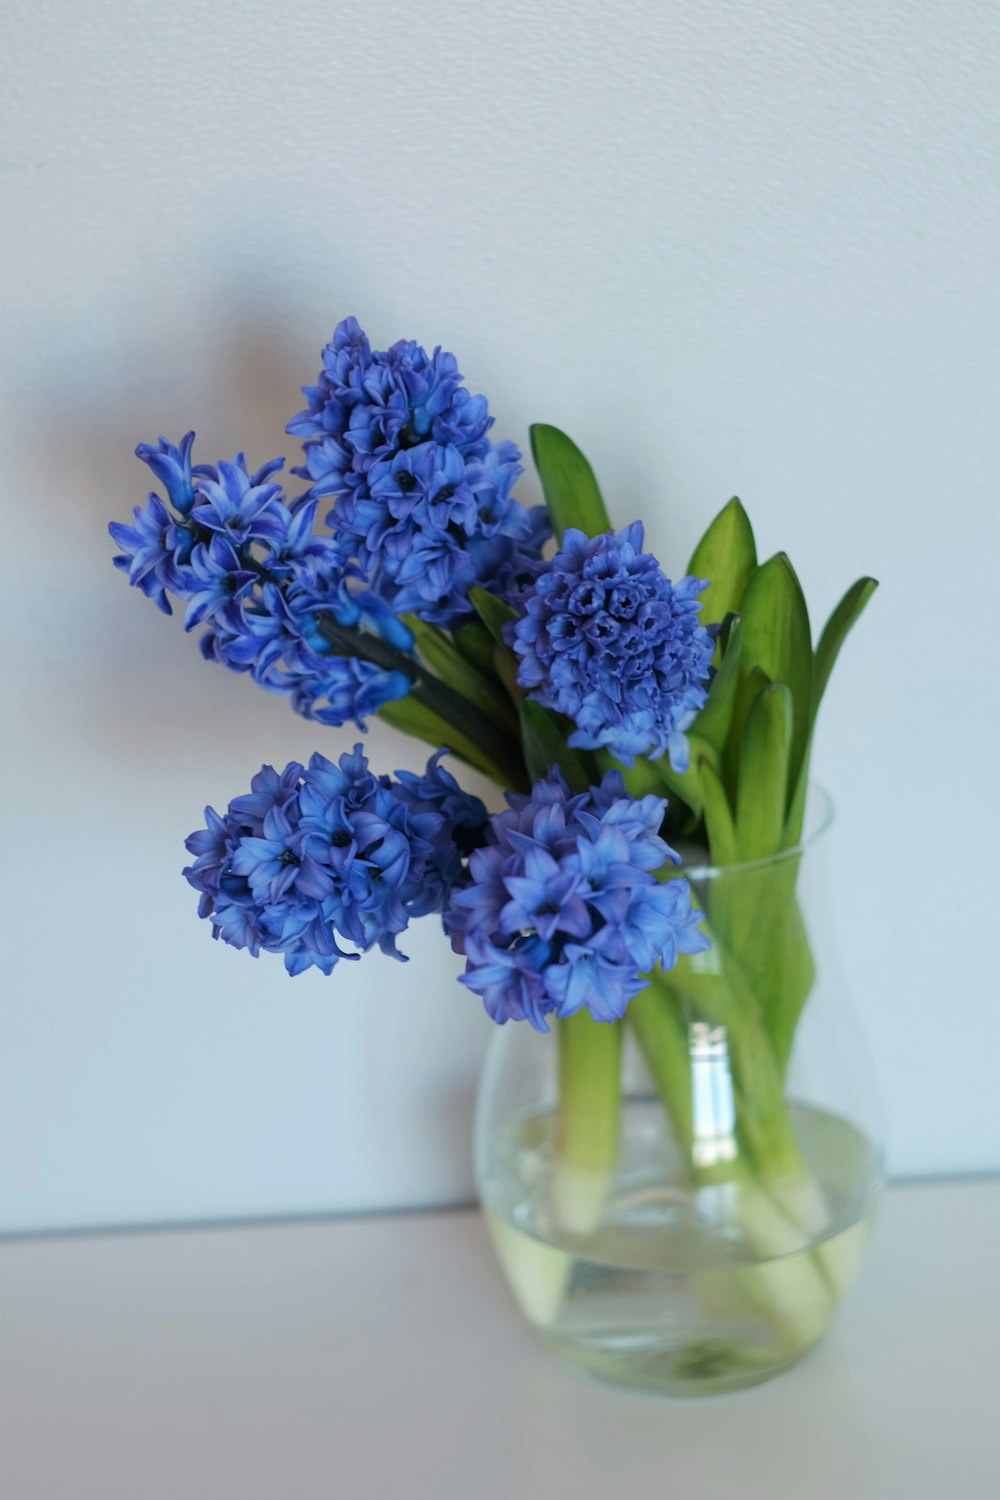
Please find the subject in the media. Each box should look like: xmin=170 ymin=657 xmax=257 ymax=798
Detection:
xmin=474 ymin=789 xmax=883 ymax=1395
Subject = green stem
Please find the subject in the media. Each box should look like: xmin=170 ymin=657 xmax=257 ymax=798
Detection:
xmin=646 ymin=957 xmax=803 ymax=1182
xmin=402 ymin=615 xmax=521 ymax=736
xmin=628 ymin=984 xmax=694 ymax=1159
xmin=556 ymin=1011 xmax=622 ymax=1171
xmin=317 ymin=614 xmax=522 ymax=787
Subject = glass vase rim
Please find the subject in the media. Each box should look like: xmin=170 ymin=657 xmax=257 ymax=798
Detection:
xmin=676 ymin=782 xmax=834 ymax=880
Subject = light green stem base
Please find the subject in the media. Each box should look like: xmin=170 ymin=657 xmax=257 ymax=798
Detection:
xmin=531 ymin=963 xmax=845 ymax=1362
xmin=553 ymin=1011 xmax=622 ymax=1234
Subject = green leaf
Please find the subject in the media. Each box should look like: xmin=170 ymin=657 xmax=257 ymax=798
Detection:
xmin=651 ymin=733 xmax=719 ymax=822
xmin=783 ymin=576 xmax=878 ymax=848
xmin=814 ymin=577 xmax=878 ymax=712
xmin=405 ymin=616 xmax=517 ymax=733
xmin=529 ymin=424 xmax=611 ymax=542
xmin=687 ymin=497 xmax=757 ymax=629
xmin=722 ymin=663 xmax=771 ymax=797
xmin=692 ymin=612 xmax=743 ymax=757
xmin=735 ymin=682 xmax=793 ymax=861
xmin=737 ymin=554 xmax=812 ymax=803
xmin=755 ymin=888 xmax=817 ymax=1077
xmin=469 ymin=586 xmax=517 ymax=644
xmin=378 ymin=698 xmax=513 ymax=786
xmin=698 ymin=757 xmax=737 ymax=867
xmin=451 ymin=619 xmax=498 ymax=680
xmin=518 ymin=698 xmax=591 ymax=790
xmin=491 ymin=640 xmax=521 ymax=700
xmin=783 ymin=751 xmax=811 ymax=850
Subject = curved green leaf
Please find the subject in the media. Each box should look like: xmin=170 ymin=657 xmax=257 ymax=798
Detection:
xmin=735 ymin=681 xmax=792 ymax=861
xmin=451 ymin=619 xmax=498 ymax=679
xmin=783 ymin=575 xmax=878 ymax=847
xmin=688 ymin=497 xmax=757 ymax=629
xmin=530 ymin=424 xmax=610 ymax=542
xmin=469 ymin=586 xmax=517 ymax=644
xmin=693 ymin=612 xmax=743 ymax=757
xmin=722 ymin=663 xmax=772 ymax=796
xmin=698 ymin=757 xmax=737 ymax=867
xmin=814 ymin=576 xmax=878 ymax=711
xmin=737 ymin=554 xmax=812 ymax=803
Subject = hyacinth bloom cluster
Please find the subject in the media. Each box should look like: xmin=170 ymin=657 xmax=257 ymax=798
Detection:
xmin=109 ymin=435 xmax=414 ymax=729
xmin=288 ymin=318 xmax=550 ymax=624
xmin=448 ymin=769 xmax=709 ymax=1030
xmin=508 ymin=523 xmax=715 ymax=770
xmin=184 ymin=746 xmax=488 ymax=975
xmin=109 ymin=322 xmax=727 ymax=1029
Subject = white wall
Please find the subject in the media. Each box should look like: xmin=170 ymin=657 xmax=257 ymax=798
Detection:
xmin=2 ymin=0 xmax=998 ymax=1233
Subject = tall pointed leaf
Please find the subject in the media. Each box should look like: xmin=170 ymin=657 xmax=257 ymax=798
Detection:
xmin=783 ymin=575 xmax=878 ymax=847
xmin=722 ymin=663 xmax=771 ymax=798
xmin=687 ymin=497 xmax=757 ymax=628
xmin=814 ymin=577 xmax=878 ymax=712
xmin=529 ymin=424 xmax=611 ymax=542
xmin=469 ymin=586 xmax=517 ymax=644
xmin=737 ymin=554 xmax=812 ymax=803
xmin=735 ymin=682 xmax=793 ymax=861
xmin=692 ymin=612 xmax=743 ymax=756
xmin=698 ymin=757 xmax=737 ymax=867
xmin=451 ymin=619 xmax=497 ymax=679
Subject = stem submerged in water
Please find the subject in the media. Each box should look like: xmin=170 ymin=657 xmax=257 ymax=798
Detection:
xmin=630 ymin=963 xmax=840 ymax=1352
xmin=556 ymin=1010 xmax=622 ymax=1169
xmin=553 ymin=1011 xmax=622 ymax=1234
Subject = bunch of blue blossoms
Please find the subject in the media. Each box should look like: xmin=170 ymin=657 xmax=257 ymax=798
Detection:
xmin=508 ymin=522 xmax=715 ymax=770
xmin=184 ymin=746 xmax=487 ymax=975
xmin=109 ymin=319 xmax=725 ymax=1014
xmin=109 ymin=436 xmax=415 ymax=728
xmin=288 ymin=318 xmax=551 ymax=625
xmin=108 ymin=317 xmax=783 ymax=1026
xmin=448 ymin=769 xmax=709 ymax=1029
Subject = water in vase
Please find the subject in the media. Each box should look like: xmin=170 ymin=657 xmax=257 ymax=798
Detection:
xmin=480 ymin=1099 xmax=880 ymax=1395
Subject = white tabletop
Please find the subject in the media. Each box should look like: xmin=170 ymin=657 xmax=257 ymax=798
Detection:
xmin=2 ymin=1178 xmax=997 ymax=1499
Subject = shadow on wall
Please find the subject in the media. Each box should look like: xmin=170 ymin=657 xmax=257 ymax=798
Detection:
xmin=21 ymin=264 xmax=357 ymax=772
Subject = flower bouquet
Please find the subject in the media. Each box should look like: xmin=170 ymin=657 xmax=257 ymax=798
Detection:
xmin=110 ymin=318 xmax=882 ymax=1393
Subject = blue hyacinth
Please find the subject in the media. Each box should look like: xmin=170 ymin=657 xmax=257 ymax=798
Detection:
xmin=287 ymin=318 xmax=550 ymax=625
xmin=184 ymin=746 xmax=488 ymax=975
xmin=448 ymin=769 xmax=709 ymax=1029
xmin=507 ymin=523 xmax=715 ymax=770
xmin=109 ymin=436 xmax=413 ymax=730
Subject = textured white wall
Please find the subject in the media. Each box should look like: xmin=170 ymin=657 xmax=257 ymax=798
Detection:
xmin=2 ymin=0 xmax=998 ymax=1232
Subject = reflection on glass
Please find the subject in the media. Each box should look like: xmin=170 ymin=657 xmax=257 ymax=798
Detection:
xmin=689 ymin=1021 xmax=738 ymax=1168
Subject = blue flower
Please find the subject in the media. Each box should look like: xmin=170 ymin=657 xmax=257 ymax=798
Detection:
xmin=288 ymin=321 xmax=492 ymax=468
xmin=110 ymin=434 xmax=414 ymax=731
xmin=190 ymin=459 xmax=289 ymax=549
xmin=134 ymin=432 xmax=197 ymax=516
xmin=183 ymin=747 xmax=489 ymax=975
xmin=507 ymin=523 xmax=715 ymax=771
xmin=393 ymin=749 xmax=490 ymax=910
xmin=109 ymin=493 xmax=192 ymax=614
xmin=287 ymin=318 xmax=549 ymax=625
xmin=183 ymin=535 xmax=258 ymax=632
xmin=448 ymin=768 xmax=709 ymax=1028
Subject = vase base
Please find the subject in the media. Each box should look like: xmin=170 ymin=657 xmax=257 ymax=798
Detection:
xmin=537 ymin=1328 xmax=819 ymax=1396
